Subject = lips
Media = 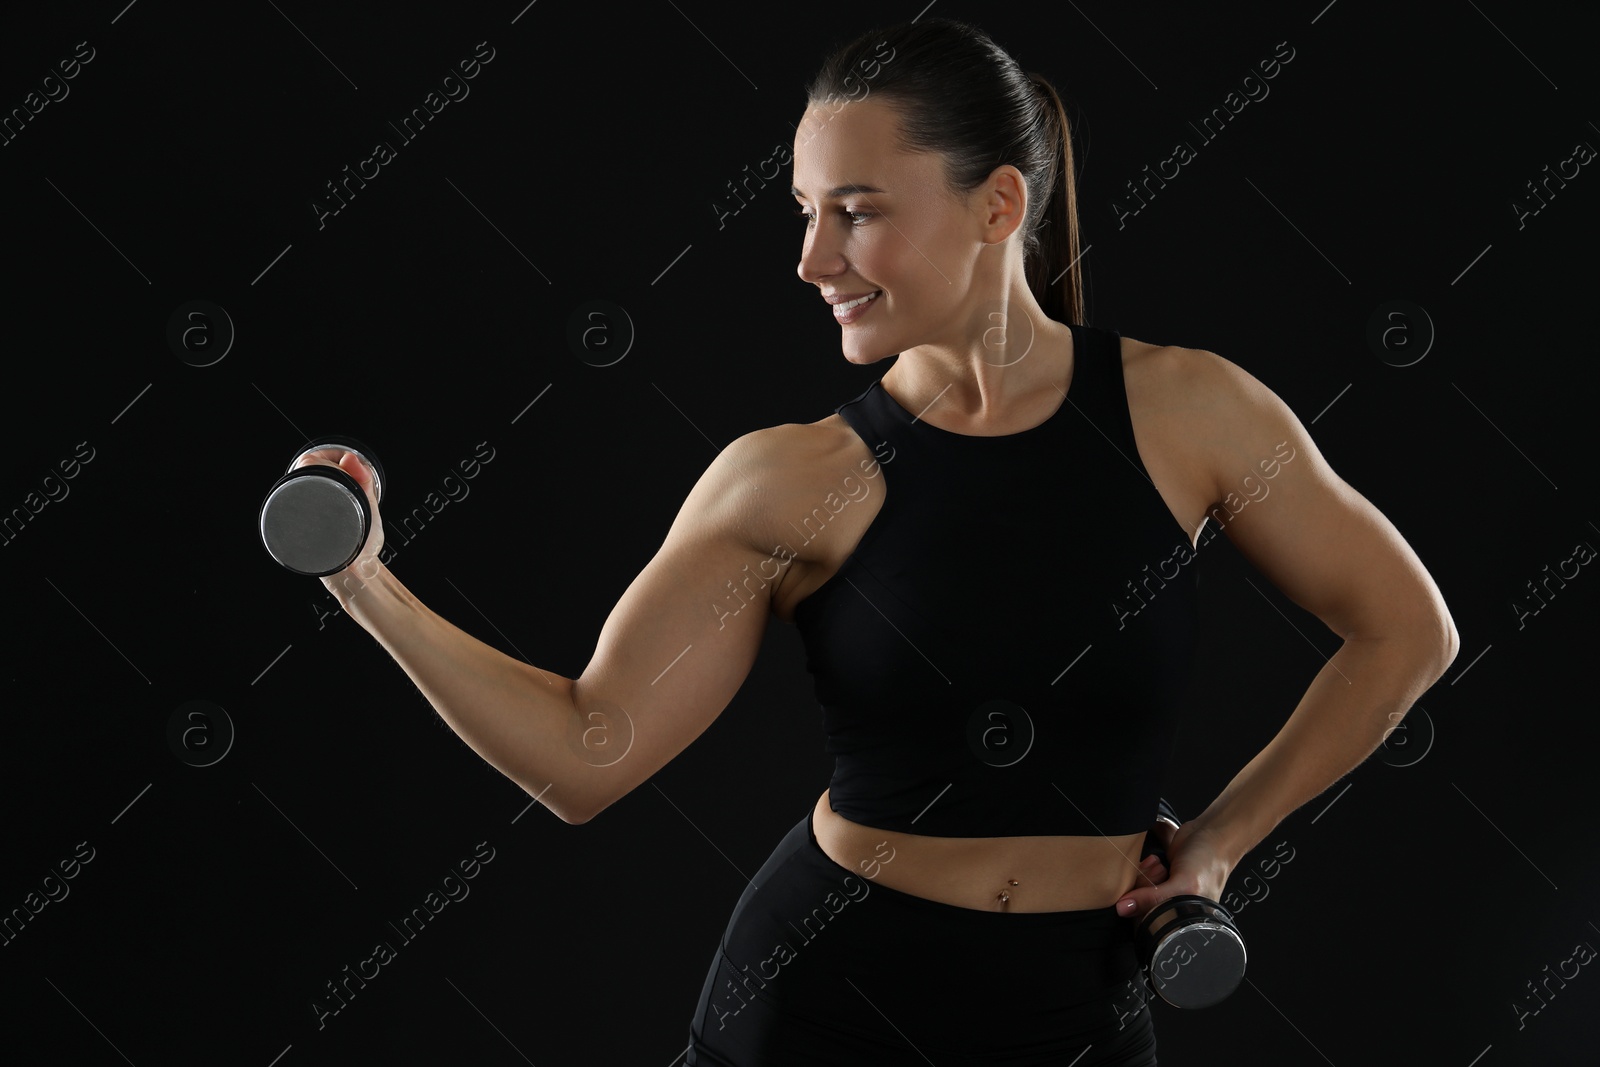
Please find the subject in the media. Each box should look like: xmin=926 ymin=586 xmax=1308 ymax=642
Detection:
xmin=831 ymin=289 xmax=881 ymax=324
xmin=824 ymin=289 xmax=880 ymax=305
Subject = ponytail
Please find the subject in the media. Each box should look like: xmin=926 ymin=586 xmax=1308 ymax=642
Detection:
xmin=1024 ymin=72 xmax=1085 ymax=326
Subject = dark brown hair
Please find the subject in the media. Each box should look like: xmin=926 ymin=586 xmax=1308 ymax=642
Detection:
xmin=805 ymin=17 xmax=1085 ymax=325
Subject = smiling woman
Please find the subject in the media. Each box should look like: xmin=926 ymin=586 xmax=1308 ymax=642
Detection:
xmin=687 ymin=17 xmax=1185 ymax=1067
xmin=680 ymin=13 xmax=1456 ymax=1066
xmin=291 ymin=14 xmax=1456 ymax=1067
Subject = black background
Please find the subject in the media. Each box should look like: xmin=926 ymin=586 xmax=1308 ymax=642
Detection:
xmin=1 ymin=1 xmax=1596 ymax=1064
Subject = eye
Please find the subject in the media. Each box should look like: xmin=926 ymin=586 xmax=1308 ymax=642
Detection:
xmin=793 ymin=208 xmax=873 ymax=226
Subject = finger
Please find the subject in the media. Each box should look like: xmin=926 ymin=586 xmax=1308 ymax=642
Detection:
xmin=290 ymin=452 xmax=375 ymax=501
xmin=1120 ymin=883 xmax=1189 ymax=922
xmin=291 ymin=448 xmax=344 ymax=470
xmin=1117 ymin=890 xmax=1155 ymax=919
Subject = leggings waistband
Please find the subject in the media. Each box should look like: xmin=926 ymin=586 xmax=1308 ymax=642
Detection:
xmin=695 ymin=809 xmax=1156 ymax=1063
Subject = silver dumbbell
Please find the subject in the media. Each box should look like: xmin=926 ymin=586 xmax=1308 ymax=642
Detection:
xmin=259 ymin=435 xmax=385 ymax=577
xmin=1133 ymin=798 xmax=1247 ymax=1009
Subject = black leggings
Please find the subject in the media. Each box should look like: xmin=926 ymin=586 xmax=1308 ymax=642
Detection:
xmin=686 ymin=809 xmax=1159 ymax=1066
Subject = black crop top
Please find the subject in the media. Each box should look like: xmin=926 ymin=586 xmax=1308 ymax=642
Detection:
xmin=792 ymin=322 xmax=1203 ymax=838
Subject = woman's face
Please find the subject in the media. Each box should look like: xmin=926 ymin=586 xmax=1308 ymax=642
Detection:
xmin=792 ymin=96 xmax=987 ymax=364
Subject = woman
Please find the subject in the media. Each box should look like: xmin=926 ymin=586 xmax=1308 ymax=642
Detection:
xmin=302 ymin=18 xmax=1459 ymax=1066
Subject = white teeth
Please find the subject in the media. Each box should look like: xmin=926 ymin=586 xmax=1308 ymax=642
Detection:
xmin=838 ymin=291 xmax=880 ymax=312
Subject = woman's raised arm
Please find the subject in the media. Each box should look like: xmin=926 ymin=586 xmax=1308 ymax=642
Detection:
xmin=313 ymin=428 xmax=796 ymax=825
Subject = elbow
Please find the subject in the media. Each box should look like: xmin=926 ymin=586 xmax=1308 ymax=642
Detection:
xmin=1413 ymin=587 xmax=1460 ymax=671
xmin=565 ymin=780 xmax=620 ymax=825
xmin=1430 ymin=595 xmax=1461 ymax=675
xmin=1406 ymin=615 xmax=1459 ymax=684
xmin=1348 ymin=597 xmax=1459 ymax=676
xmin=521 ymin=780 xmax=604 ymax=827
xmin=563 ymin=797 xmax=604 ymax=826
xmin=552 ymin=800 xmax=588 ymax=826
xmin=561 ymin=785 xmax=619 ymax=827
xmin=1440 ymin=615 xmax=1461 ymax=669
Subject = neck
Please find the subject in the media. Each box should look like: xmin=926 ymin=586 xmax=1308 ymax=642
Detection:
xmin=885 ymin=284 xmax=1072 ymax=429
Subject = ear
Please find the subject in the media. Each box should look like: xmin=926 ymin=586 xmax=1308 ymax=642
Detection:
xmin=975 ymin=164 xmax=1029 ymax=246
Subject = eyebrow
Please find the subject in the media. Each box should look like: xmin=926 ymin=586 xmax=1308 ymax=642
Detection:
xmin=790 ymin=183 xmax=888 ymax=200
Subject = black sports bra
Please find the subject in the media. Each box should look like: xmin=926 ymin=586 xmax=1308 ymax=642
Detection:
xmin=791 ymin=322 xmax=1204 ymax=837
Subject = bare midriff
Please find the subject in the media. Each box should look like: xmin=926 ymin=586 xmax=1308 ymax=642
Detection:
xmin=811 ymin=788 xmax=1149 ymax=913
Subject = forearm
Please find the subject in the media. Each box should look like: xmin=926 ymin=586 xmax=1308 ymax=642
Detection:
xmin=1190 ymin=630 xmax=1455 ymax=867
xmin=324 ymin=563 xmax=590 ymax=823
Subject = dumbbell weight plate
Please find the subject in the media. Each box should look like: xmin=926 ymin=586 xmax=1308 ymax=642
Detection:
xmin=259 ymin=435 xmax=386 ymax=577
xmin=259 ymin=465 xmax=372 ymax=577
xmin=1133 ymin=894 xmax=1247 ymax=1009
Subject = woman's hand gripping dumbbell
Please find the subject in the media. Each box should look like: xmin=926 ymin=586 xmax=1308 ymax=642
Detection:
xmin=258 ymin=435 xmax=386 ymax=580
xmin=1117 ymin=797 xmax=1249 ymax=1010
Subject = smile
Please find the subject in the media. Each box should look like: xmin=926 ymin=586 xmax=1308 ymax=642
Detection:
xmin=834 ymin=291 xmax=881 ymax=323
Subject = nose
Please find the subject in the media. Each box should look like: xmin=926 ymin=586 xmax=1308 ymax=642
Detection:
xmin=796 ymin=218 xmax=845 ymax=287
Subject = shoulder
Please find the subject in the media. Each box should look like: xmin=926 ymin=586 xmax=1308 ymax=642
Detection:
xmin=1117 ymin=335 xmax=1302 ymax=504
xmin=693 ymin=417 xmax=861 ymax=549
xmin=1118 ymin=332 xmax=1277 ymax=420
xmin=1120 ymin=334 xmax=1277 ymax=405
xmin=1117 ymin=332 xmax=1209 ymax=388
xmin=1159 ymin=340 xmax=1324 ymax=516
xmin=723 ymin=418 xmax=854 ymax=478
xmin=1115 ymin=332 xmax=1216 ymax=440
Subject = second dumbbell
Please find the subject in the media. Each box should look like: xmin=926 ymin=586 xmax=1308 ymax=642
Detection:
xmin=1132 ymin=797 xmax=1247 ymax=1010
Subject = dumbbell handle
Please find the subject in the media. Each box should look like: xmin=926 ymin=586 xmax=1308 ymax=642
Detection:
xmin=1141 ymin=796 xmax=1182 ymax=867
